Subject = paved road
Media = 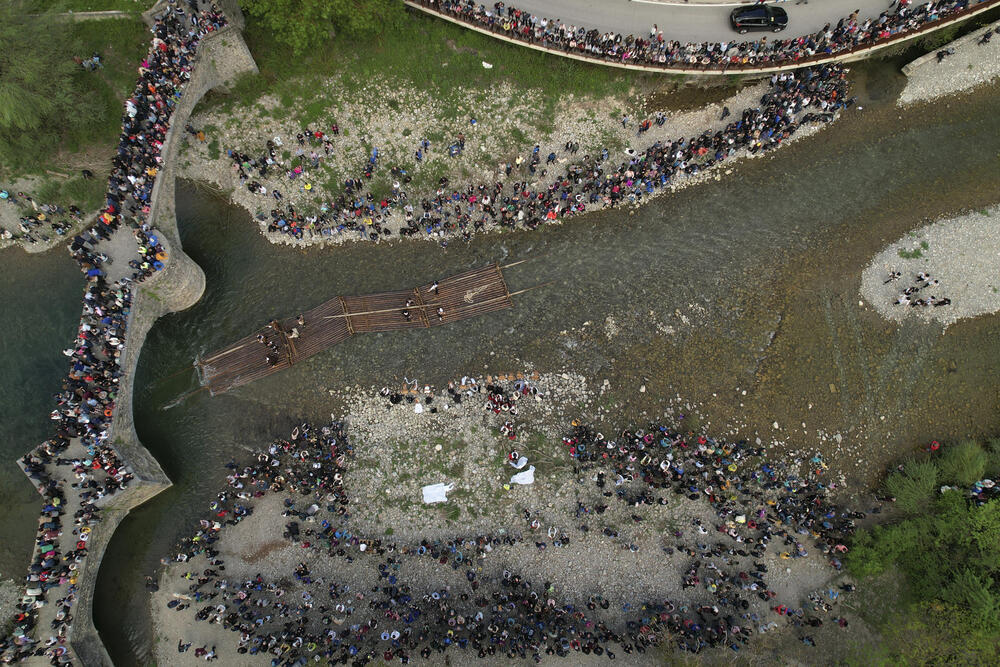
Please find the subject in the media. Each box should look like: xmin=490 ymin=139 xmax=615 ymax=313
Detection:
xmin=510 ymin=0 xmax=893 ymax=43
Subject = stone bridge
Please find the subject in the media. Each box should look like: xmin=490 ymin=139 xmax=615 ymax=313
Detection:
xmin=14 ymin=1 xmax=256 ymax=664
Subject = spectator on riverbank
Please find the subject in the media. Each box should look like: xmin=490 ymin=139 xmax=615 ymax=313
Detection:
xmin=161 ymin=383 xmax=870 ymax=663
xmin=227 ymin=64 xmax=849 ymax=244
xmin=2 ymin=3 xmax=229 ymax=662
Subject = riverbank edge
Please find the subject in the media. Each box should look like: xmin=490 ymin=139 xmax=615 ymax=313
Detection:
xmin=11 ymin=4 xmax=257 ymax=664
xmin=178 ymin=113 xmax=833 ymax=252
xmin=899 ymin=18 xmax=1000 ymax=105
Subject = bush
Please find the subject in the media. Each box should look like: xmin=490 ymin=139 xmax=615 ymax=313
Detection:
xmin=917 ymin=25 xmax=959 ymax=52
xmin=937 ymin=440 xmax=988 ymax=487
xmin=848 ymin=493 xmax=1000 ymax=662
xmin=984 ymin=438 xmax=1000 ymax=479
xmin=885 ymin=459 xmax=937 ymax=514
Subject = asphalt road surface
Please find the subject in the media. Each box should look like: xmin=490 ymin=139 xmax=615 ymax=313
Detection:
xmin=507 ymin=0 xmax=895 ymax=43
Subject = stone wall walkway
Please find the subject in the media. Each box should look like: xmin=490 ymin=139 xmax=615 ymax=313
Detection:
xmin=6 ymin=1 xmax=255 ymax=664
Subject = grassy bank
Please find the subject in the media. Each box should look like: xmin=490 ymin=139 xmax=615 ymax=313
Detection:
xmin=34 ymin=0 xmax=151 ymax=12
xmin=207 ymin=9 xmax=656 ymax=119
xmin=0 ymin=16 xmax=148 ymax=211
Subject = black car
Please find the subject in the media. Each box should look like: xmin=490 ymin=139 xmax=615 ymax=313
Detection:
xmin=730 ymin=5 xmax=789 ymax=34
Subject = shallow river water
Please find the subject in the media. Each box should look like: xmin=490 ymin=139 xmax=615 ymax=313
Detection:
xmin=1 ymin=64 xmax=998 ymax=664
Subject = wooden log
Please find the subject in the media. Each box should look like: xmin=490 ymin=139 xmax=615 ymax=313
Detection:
xmin=199 ymin=265 xmax=543 ymax=395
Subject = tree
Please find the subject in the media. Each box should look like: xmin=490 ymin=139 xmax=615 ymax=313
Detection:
xmin=240 ymin=0 xmax=404 ymax=54
xmin=848 ymin=442 xmax=1000 ymax=663
xmin=0 ymin=2 xmax=77 ymax=132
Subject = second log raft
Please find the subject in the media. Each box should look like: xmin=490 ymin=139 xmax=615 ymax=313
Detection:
xmin=196 ymin=263 xmax=524 ymax=395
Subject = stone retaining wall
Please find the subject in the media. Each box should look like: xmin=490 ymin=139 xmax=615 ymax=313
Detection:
xmin=898 ymin=17 xmax=1000 ymax=104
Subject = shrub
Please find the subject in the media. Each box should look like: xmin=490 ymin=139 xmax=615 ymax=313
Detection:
xmin=848 ymin=442 xmax=1000 ymax=664
xmin=937 ymin=439 xmax=988 ymax=487
xmin=984 ymin=438 xmax=1000 ymax=479
xmin=885 ymin=459 xmax=937 ymax=514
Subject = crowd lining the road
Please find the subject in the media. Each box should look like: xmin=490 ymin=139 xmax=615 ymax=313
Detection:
xmin=420 ymin=0 xmax=983 ymax=69
xmin=2 ymin=2 xmax=228 ymax=663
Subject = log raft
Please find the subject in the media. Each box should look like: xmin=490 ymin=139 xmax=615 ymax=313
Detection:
xmin=197 ymin=263 xmax=522 ymax=395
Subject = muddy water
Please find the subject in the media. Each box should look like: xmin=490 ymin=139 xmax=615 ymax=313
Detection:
xmin=78 ymin=71 xmax=1000 ymax=662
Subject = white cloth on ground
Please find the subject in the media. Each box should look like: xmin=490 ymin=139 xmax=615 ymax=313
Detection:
xmin=508 ymin=456 xmax=528 ymax=470
xmin=510 ymin=466 xmax=535 ymax=485
xmin=422 ymin=482 xmax=454 ymax=504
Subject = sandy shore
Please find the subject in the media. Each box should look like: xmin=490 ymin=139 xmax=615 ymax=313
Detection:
xmin=860 ymin=205 xmax=1000 ymax=326
xmin=152 ymin=372 xmax=860 ymax=665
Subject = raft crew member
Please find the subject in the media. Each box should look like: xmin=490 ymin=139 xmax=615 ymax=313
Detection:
xmin=402 ymin=309 xmax=411 ymax=322
xmin=430 ymin=281 xmax=439 ymax=295
xmin=297 ymin=314 xmax=305 ymax=327
xmin=436 ymin=306 xmax=444 ymax=321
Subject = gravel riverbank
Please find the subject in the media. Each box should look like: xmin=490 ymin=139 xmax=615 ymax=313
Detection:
xmin=860 ymin=205 xmax=1000 ymax=326
xmin=177 ymin=75 xmax=838 ymax=248
xmin=899 ymin=19 xmax=1000 ymax=106
xmin=151 ymin=372 xmax=861 ymax=665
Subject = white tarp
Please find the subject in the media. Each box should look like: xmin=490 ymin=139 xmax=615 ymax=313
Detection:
xmin=510 ymin=466 xmax=535 ymax=485
xmin=422 ymin=482 xmax=454 ymax=504
xmin=508 ymin=456 xmax=528 ymax=470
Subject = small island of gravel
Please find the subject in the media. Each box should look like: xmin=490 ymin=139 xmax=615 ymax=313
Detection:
xmin=860 ymin=205 xmax=1000 ymax=326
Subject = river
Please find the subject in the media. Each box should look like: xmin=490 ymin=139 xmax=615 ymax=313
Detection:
xmin=1 ymin=63 xmax=998 ymax=664
xmin=0 ymin=249 xmax=82 ymax=581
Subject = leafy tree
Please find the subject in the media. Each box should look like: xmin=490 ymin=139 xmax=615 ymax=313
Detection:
xmin=848 ymin=441 xmax=1000 ymax=664
xmin=240 ymin=0 xmax=404 ymax=54
xmin=0 ymin=2 xmax=78 ymax=132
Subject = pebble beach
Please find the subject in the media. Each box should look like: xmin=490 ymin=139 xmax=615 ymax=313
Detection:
xmin=860 ymin=205 xmax=1000 ymax=326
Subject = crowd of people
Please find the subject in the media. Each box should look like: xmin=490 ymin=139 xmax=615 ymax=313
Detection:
xmin=0 ymin=192 xmax=84 ymax=246
xmin=886 ymin=270 xmax=951 ymax=308
xmin=228 ymin=64 xmax=851 ymax=243
xmin=423 ymin=0 xmax=979 ymax=68
xmin=2 ymin=2 xmax=228 ymax=663
xmin=163 ymin=374 xmax=878 ymax=664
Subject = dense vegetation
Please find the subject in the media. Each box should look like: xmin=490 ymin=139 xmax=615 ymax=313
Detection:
xmin=240 ymin=0 xmax=405 ymax=54
xmin=0 ymin=1 xmax=148 ymax=206
xmin=848 ymin=439 xmax=1000 ymax=664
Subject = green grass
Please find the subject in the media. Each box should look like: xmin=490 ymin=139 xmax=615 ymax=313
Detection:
xmin=207 ymin=10 xmax=652 ymax=124
xmin=34 ymin=0 xmax=151 ymax=12
xmin=1 ymin=16 xmax=148 ymax=201
xmin=33 ymin=175 xmax=107 ymax=211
